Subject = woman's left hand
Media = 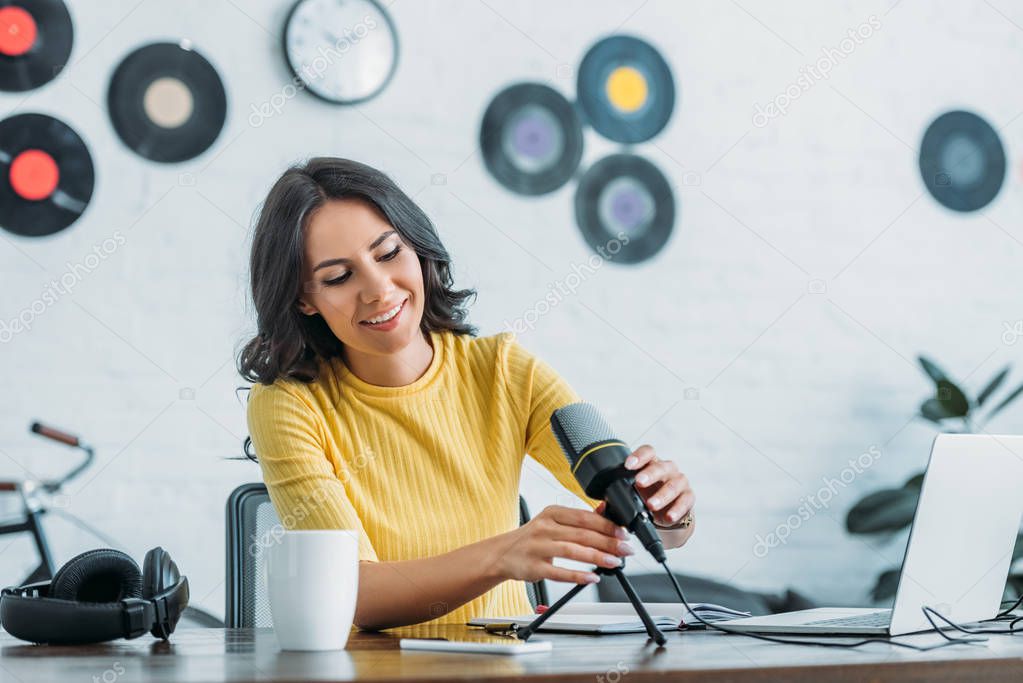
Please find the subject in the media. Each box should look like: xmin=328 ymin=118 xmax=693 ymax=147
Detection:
xmin=624 ymin=444 xmax=694 ymax=541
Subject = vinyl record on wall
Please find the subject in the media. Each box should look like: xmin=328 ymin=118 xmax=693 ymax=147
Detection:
xmin=0 ymin=112 xmax=93 ymax=237
xmin=919 ymin=110 xmax=1006 ymax=213
xmin=480 ymin=82 xmax=584 ymax=196
xmin=574 ymin=153 xmax=674 ymax=265
xmin=576 ymin=35 xmax=674 ymax=145
xmin=283 ymin=0 xmax=399 ymax=104
xmin=0 ymin=0 xmax=73 ymax=92
xmin=107 ymin=41 xmax=227 ymax=163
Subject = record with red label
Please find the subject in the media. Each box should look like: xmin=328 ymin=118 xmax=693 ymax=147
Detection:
xmin=107 ymin=41 xmax=227 ymax=163
xmin=0 ymin=112 xmax=94 ymax=237
xmin=574 ymin=153 xmax=674 ymax=264
xmin=0 ymin=0 xmax=73 ymax=92
xmin=480 ymin=82 xmax=583 ymax=196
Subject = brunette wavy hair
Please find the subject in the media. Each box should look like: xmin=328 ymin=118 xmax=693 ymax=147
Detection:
xmin=237 ymin=157 xmax=477 ymax=390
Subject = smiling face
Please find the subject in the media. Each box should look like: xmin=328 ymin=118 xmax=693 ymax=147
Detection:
xmin=297 ymin=197 xmax=425 ymax=358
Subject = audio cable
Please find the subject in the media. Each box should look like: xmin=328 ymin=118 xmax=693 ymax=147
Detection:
xmin=658 ymin=561 xmax=987 ymax=652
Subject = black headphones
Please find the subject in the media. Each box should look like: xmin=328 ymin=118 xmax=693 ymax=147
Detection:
xmin=0 ymin=547 xmax=189 ymax=645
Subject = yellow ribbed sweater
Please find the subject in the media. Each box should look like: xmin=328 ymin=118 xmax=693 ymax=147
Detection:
xmin=245 ymin=329 xmax=600 ymax=626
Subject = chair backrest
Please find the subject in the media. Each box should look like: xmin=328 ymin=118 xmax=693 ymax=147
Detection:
xmin=225 ymin=483 xmax=280 ymax=628
xmin=225 ymin=483 xmax=546 ymax=628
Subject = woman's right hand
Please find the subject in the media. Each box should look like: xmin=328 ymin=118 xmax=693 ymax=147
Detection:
xmin=491 ymin=503 xmax=636 ymax=585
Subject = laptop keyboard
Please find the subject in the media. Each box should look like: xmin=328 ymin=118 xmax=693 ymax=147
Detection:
xmin=803 ymin=610 xmax=891 ymax=628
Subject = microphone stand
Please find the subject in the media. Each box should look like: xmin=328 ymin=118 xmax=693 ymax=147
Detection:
xmin=513 ymin=556 xmax=667 ymax=646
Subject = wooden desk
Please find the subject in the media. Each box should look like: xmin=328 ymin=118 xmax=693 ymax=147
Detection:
xmin=2 ymin=624 xmax=1023 ymax=682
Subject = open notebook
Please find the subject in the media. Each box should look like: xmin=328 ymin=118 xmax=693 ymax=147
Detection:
xmin=468 ymin=601 xmax=751 ymax=635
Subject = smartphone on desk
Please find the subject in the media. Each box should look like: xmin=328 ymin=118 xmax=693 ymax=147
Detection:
xmin=399 ymin=634 xmax=552 ymax=655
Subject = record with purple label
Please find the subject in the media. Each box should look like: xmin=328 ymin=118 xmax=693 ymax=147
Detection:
xmin=919 ymin=110 xmax=1005 ymax=213
xmin=0 ymin=112 xmax=94 ymax=237
xmin=0 ymin=0 xmax=73 ymax=92
xmin=107 ymin=41 xmax=227 ymax=163
xmin=574 ymin=153 xmax=674 ymax=264
xmin=480 ymin=82 xmax=583 ymax=195
xmin=576 ymin=35 xmax=674 ymax=144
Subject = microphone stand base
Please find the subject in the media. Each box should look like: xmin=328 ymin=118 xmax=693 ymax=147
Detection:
xmin=513 ymin=564 xmax=667 ymax=646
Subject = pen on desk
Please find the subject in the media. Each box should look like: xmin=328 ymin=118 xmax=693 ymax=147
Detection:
xmin=482 ymin=622 xmax=517 ymax=633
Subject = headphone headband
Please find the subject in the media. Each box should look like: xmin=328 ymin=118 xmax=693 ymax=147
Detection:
xmin=0 ymin=579 xmax=51 ymax=598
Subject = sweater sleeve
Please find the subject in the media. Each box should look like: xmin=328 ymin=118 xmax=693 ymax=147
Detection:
xmin=501 ymin=333 xmax=602 ymax=510
xmin=246 ymin=381 xmax=379 ymax=562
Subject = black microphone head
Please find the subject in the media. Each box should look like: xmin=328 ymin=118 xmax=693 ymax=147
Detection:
xmin=550 ymin=401 xmax=668 ymax=563
xmin=551 ymin=401 xmax=631 ymax=500
xmin=551 ymin=402 xmax=618 ymax=467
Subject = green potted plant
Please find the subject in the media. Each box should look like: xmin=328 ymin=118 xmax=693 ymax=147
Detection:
xmin=845 ymin=356 xmax=1023 ymax=601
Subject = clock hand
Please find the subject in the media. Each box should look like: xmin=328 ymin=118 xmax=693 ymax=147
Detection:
xmin=322 ymin=29 xmax=353 ymax=46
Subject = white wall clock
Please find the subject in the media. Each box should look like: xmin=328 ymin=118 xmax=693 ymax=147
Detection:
xmin=283 ymin=0 xmax=399 ymax=104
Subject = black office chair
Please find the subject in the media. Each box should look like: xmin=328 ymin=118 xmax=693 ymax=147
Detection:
xmin=519 ymin=496 xmax=549 ymax=609
xmin=225 ymin=483 xmax=547 ymax=628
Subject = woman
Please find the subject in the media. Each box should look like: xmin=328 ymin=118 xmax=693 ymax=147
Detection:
xmin=238 ymin=157 xmax=695 ymax=630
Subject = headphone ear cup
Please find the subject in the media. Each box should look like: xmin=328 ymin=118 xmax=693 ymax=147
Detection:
xmin=143 ymin=547 xmax=165 ymax=598
xmin=50 ymin=549 xmax=143 ymax=603
xmin=143 ymin=546 xmax=184 ymax=639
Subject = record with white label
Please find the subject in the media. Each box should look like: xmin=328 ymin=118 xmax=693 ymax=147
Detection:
xmin=0 ymin=112 xmax=93 ymax=237
xmin=576 ymin=35 xmax=675 ymax=144
xmin=0 ymin=0 xmax=73 ymax=92
xmin=480 ymin=82 xmax=583 ymax=195
xmin=919 ymin=110 xmax=1005 ymax=213
xmin=107 ymin=41 xmax=227 ymax=163
xmin=574 ymin=153 xmax=674 ymax=264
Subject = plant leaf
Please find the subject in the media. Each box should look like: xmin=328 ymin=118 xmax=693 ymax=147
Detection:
xmin=846 ymin=488 xmax=919 ymax=534
xmin=1005 ymin=574 xmax=1023 ymax=601
xmin=903 ymin=472 xmax=925 ymax=490
xmin=920 ymin=398 xmax=952 ymax=423
xmin=984 ymin=382 xmax=1023 ymax=425
xmin=871 ymin=568 xmax=901 ymax=602
xmin=918 ymin=356 xmax=948 ymax=384
xmin=1013 ymin=533 xmax=1023 ymax=562
xmin=978 ymin=366 xmax=1011 ymax=406
xmin=935 ymin=379 xmax=969 ymax=417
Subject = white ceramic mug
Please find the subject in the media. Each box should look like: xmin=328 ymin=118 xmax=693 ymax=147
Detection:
xmin=263 ymin=529 xmax=359 ymax=651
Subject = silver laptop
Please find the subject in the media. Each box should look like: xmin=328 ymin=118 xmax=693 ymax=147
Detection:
xmin=725 ymin=434 xmax=1023 ymax=636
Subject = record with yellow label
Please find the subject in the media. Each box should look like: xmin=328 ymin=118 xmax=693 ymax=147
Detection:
xmin=576 ymin=35 xmax=674 ymax=144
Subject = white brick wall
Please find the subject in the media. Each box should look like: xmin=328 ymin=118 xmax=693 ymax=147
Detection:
xmin=1 ymin=0 xmax=1021 ymax=620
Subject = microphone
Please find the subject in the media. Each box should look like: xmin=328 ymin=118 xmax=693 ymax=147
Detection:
xmin=551 ymin=402 xmax=667 ymax=563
